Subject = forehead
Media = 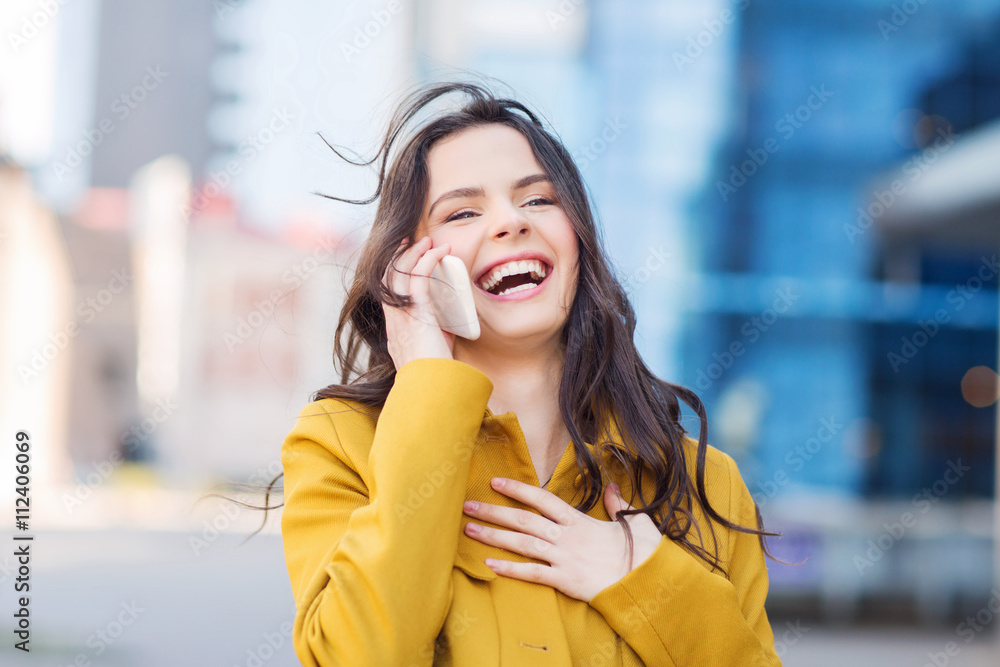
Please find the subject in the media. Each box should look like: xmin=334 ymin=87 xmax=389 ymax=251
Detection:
xmin=424 ymin=124 xmax=543 ymax=188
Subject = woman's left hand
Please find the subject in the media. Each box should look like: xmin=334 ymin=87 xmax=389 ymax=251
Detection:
xmin=462 ymin=477 xmax=664 ymax=603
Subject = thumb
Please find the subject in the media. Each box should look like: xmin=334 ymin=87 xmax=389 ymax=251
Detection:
xmin=604 ymin=482 xmax=630 ymax=513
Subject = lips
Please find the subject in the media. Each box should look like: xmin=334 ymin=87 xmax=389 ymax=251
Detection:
xmin=474 ymin=250 xmax=554 ymax=285
xmin=475 ymin=268 xmax=552 ymax=301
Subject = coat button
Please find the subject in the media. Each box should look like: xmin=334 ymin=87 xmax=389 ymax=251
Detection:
xmin=573 ymin=474 xmax=582 ymax=486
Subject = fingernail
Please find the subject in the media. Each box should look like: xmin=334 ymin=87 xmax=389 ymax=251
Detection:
xmin=610 ymin=482 xmax=620 ymax=493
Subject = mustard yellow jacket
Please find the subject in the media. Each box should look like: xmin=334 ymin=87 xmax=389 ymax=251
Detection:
xmin=280 ymin=357 xmax=783 ymax=666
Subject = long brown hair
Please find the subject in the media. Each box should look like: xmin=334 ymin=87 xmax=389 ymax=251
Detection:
xmin=231 ymin=76 xmax=786 ymax=577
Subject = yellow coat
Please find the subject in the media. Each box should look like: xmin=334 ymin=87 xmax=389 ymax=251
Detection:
xmin=280 ymin=357 xmax=783 ymax=666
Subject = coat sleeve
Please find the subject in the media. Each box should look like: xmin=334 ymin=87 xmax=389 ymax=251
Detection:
xmin=280 ymin=357 xmax=494 ymax=667
xmin=587 ymin=452 xmax=783 ymax=667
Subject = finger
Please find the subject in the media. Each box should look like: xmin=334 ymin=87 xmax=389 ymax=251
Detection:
xmin=608 ymin=482 xmax=630 ymax=505
xmin=484 ymin=558 xmax=553 ymax=587
xmin=490 ymin=477 xmax=577 ymax=526
xmin=407 ymin=243 xmax=452 ymax=301
xmin=396 ymin=244 xmax=451 ymax=334
xmin=465 ymin=521 xmax=558 ymax=561
xmin=604 ymin=482 xmax=632 ymax=520
xmin=463 ymin=501 xmax=555 ymax=542
xmin=386 ymin=236 xmax=428 ymax=295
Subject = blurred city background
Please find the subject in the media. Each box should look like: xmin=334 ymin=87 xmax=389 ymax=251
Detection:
xmin=1 ymin=0 xmax=998 ymax=664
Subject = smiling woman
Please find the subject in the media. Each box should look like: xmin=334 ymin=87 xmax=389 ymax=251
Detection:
xmin=269 ymin=78 xmax=787 ymax=666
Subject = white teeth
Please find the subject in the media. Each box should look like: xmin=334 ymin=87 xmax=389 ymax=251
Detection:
xmin=479 ymin=259 xmax=548 ymax=292
xmin=497 ymin=283 xmax=537 ymax=297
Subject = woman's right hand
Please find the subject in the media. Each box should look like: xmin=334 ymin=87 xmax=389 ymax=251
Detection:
xmin=382 ymin=235 xmax=457 ymax=370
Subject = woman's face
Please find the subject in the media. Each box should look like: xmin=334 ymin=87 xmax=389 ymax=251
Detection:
xmin=414 ymin=124 xmax=579 ymax=349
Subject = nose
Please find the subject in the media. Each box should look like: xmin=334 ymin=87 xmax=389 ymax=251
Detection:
xmin=489 ymin=201 xmax=531 ymax=240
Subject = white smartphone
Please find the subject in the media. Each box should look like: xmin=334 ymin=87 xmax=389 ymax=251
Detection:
xmin=429 ymin=255 xmax=480 ymax=340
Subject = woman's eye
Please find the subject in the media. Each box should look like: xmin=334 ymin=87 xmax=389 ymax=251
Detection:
xmin=445 ymin=198 xmax=552 ymax=222
xmin=445 ymin=210 xmax=476 ymax=222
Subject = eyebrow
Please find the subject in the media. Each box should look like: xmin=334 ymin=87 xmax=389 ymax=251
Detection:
xmin=427 ymin=173 xmax=550 ymax=218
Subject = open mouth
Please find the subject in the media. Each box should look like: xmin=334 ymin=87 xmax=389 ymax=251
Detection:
xmin=476 ymin=259 xmax=551 ymax=298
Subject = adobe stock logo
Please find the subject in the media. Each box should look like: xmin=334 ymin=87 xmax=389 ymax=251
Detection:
xmin=752 ymin=417 xmax=842 ymax=509
xmin=573 ymin=117 xmax=627 ymax=171
xmin=844 ymin=126 xmax=957 ymax=244
xmin=52 ymin=66 xmax=169 ymax=180
xmin=878 ymin=0 xmax=933 ymax=40
xmin=694 ymin=286 xmax=799 ymax=391
xmin=7 ymin=0 xmax=71 ymax=53
xmin=672 ymin=0 xmax=751 ymax=72
xmin=853 ymin=459 xmax=970 ymax=575
xmin=716 ymin=84 xmax=834 ymax=201
xmin=886 ymin=254 xmax=999 ymax=373
xmin=339 ymin=0 xmax=405 ymax=63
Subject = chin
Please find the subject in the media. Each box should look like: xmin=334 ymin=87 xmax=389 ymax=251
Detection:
xmin=479 ymin=319 xmax=564 ymax=344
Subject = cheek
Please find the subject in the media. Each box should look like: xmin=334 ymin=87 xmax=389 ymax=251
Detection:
xmin=550 ymin=224 xmax=580 ymax=302
xmin=553 ymin=225 xmax=579 ymax=275
xmin=425 ymin=227 xmax=459 ymax=249
xmin=432 ymin=232 xmax=477 ymax=270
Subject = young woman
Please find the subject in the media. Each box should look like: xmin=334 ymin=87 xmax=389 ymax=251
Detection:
xmin=279 ymin=80 xmax=785 ymax=666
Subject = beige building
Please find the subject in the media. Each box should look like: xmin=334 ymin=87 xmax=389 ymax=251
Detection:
xmin=2 ymin=153 xmax=355 ymax=528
